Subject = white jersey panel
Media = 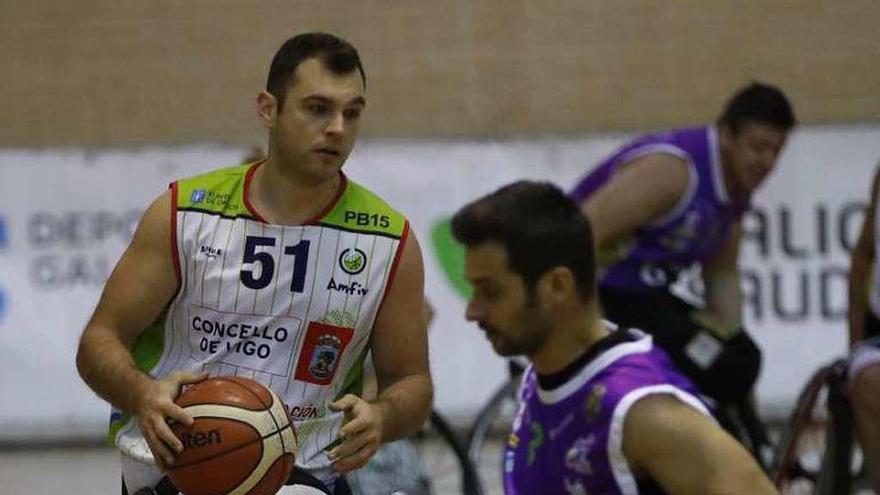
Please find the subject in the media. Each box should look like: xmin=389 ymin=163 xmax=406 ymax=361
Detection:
xmin=119 ymin=210 xmax=402 ymax=482
xmin=871 ymin=198 xmax=880 ymax=318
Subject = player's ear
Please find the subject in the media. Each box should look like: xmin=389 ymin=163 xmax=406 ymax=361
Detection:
xmin=257 ymin=91 xmax=278 ymax=128
xmin=538 ymin=266 xmax=577 ymax=306
xmin=718 ymin=122 xmax=736 ymax=146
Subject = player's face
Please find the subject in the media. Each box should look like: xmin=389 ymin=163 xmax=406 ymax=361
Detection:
xmin=721 ymin=121 xmax=788 ymax=195
xmin=463 ymin=242 xmax=550 ymax=357
xmin=262 ymin=57 xmax=365 ymax=183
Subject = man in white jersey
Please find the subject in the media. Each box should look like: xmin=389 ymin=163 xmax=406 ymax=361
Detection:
xmin=848 ymin=164 xmax=880 ymax=491
xmin=76 ymin=32 xmax=432 ymax=494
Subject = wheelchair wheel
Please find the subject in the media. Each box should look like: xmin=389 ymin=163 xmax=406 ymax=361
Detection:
xmin=465 ymin=377 xmax=520 ymax=495
xmin=346 ymin=411 xmax=479 ymax=495
xmin=411 ymin=411 xmax=481 ymax=495
xmin=772 ymin=360 xmax=871 ymax=494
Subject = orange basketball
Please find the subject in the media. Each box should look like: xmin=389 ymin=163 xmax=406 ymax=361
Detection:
xmin=166 ymin=376 xmax=297 ymax=495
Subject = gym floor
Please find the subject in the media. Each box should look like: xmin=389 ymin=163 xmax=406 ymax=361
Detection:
xmin=0 ymin=441 xmax=506 ymax=495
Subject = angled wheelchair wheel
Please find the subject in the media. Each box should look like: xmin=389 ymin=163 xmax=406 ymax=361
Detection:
xmin=772 ymin=359 xmax=871 ymax=494
xmin=465 ymin=373 xmax=522 ymax=495
xmin=408 ymin=411 xmax=482 ymax=495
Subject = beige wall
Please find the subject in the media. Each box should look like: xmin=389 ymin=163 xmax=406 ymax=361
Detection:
xmin=2 ymin=1 xmax=878 ymax=147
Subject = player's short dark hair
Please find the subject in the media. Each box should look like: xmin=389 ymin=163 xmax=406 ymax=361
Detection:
xmin=266 ymin=32 xmax=366 ymax=110
xmin=717 ymin=81 xmax=796 ymax=134
xmin=452 ymin=181 xmax=596 ymax=302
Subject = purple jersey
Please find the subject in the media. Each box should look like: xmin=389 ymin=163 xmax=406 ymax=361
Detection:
xmin=570 ymin=126 xmax=748 ymax=291
xmin=503 ymin=328 xmax=709 ymax=495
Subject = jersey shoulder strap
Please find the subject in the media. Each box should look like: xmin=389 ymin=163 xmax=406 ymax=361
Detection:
xmin=319 ymin=178 xmax=407 ymax=238
xmin=173 ymin=163 xmax=255 ymax=219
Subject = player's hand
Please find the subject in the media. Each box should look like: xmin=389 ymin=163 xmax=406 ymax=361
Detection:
xmin=690 ymin=309 xmax=740 ymax=340
xmin=135 ymin=370 xmax=208 ymax=470
xmin=327 ymin=394 xmax=384 ymax=473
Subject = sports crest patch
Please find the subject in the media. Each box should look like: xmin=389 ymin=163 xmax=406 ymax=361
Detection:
xmin=294 ymin=322 xmax=354 ymax=385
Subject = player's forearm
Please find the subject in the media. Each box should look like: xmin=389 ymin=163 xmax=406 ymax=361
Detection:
xmin=76 ymin=324 xmax=155 ymax=413
xmin=705 ymin=462 xmax=779 ymax=495
xmin=703 ymin=271 xmax=743 ymax=331
xmin=372 ymin=373 xmax=433 ymax=442
xmin=849 ymin=252 xmax=871 ymax=346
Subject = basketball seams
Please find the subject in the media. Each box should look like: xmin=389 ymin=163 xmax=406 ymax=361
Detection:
xmin=224 ymin=376 xmax=274 ymax=407
xmin=183 ymin=406 xmax=278 ymax=437
xmin=169 ymin=422 xmax=297 ymax=494
xmin=238 ymin=454 xmax=295 ymax=495
xmin=168 ymin=436 xmax=262 ymax=478
xmin=226 ymin=424 xmax=296 ymax=495
xmin=169 ymin=376 xmax=296 ymax=494
xmin=267 ymin=388 xmax=298 ymax=458
xmin=168 ymin=422 xmax=295 ymax=470
xmin=177 ymin=376 xmax=274 ymax=410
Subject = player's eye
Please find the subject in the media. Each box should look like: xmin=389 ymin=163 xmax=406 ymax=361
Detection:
xmin=480 ymin=286 xmax=500 ymax=301
xmin=306 ymin=103 xmax=331 ymax=116
xmin=748 ymin=140 xmax=774 ymax=155
xmin=343 ymin=107 xmax=362 ymax=120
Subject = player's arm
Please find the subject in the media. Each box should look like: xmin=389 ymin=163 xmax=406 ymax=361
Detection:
xmin=699 ymin=222 xmax=743 ymax=334
xmin=581 ymin=154 xmax=690 ymax=250
xmin=370 ymin=234 xmax=433 ymax=437
xmin=75 ymin=190 xmax=205 ymax=467
xmin=329 ymin=231 xmax=433 ymax=472
xmin=624 ymin=394 xmax=779 ymax=494
xmin=849 ymin=168 xmax=880 ymax=347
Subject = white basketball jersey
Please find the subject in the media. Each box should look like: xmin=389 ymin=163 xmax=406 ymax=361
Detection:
xmin=111 ymin=163 xmax=409 ymax=486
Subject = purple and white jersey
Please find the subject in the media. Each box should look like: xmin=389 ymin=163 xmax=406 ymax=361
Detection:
xmin=503 ymin=328 xmax=710 ymax=495
xmin=570 ymin=126 xmax=748 ymax=291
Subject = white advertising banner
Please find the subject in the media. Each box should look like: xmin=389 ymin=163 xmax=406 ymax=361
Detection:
xmin=0 ymin=125 xmax=877 ymax=440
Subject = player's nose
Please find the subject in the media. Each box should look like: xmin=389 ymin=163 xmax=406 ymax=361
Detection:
xmin=325 ymin=112 xmax=345 ymax=136
xmin=465 ymin=299 xmax=484 ymax=322
xmin=759 ymin=150 xmax=777 ymax=172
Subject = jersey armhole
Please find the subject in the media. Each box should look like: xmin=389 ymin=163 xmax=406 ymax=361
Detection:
xmin=612 ymin=145 xmax=698 ymax=229
xmin=607 ymin=385 xmax=711 ymax=495
xmin=374 ymin=220 xmax=411 ymax=317
xmin=169 ymin=181 xmax=182 ymax=291
xmin=644 ymin=155 xmax=698 ymax=229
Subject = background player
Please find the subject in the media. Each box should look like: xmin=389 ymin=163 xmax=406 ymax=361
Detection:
xmin=570 ymin=82 xmax=796 ymax=407
xmin=452 ymin=180 xmax=778 ymax=494
xmin=76 ymin=32 xmax=432 ymax=494
xmin=847 ymin=163 xmax=880 ymax=491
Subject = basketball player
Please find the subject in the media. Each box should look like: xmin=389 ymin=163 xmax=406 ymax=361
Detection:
xmin=452 ymin=181 xmax=778 ymax=494
xmin=76 ymin=32 xmax=432 ymax=495
xmin=848 ymin=164 xmax=880 ymax=491
xmin=570 ymin=82 xmax=796 ymax=406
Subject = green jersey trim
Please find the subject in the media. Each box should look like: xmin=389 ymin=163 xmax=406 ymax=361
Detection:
xmin=334 ymin=346 xmax=369 ymax=401
xmin=314 ymin=180 xmax=406 ymax=238
xmin=107 ymin=413 xmax=130 ymax=445
xmin=173 ymin=163 xmax=406 ymax=238
xmin=174 ymin=163 xmax=256 ymax=219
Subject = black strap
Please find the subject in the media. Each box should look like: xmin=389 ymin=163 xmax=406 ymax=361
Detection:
xmin=154 ymin=477 xmax=178 ymax=495
xmin=286 ymin=468 xmax=351 ymax=495
xmin=122 ymin=476 xmax=177 ymax=495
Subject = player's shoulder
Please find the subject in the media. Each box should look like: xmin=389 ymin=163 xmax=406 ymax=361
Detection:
xmin=621 ymin=389 xmax=714 ymax=461
xmin=319 ymin=176 xmax=408 ymax=238
xmin=627 ymin=125 xmax=705 ymax=147
xmin=589 ymin=338 xmax=693 ymax=398
xmin=624 ymin=388 xmax=700 ymax=418
xmin=338 ymin=176 xmax=400 ymax=213
xmin=870 ymin=164 xmax=880 ymax=199
xmin=175 ymin=163 xmax=250 ymax=190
